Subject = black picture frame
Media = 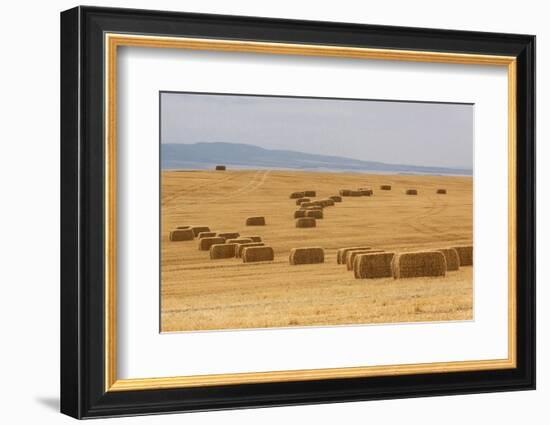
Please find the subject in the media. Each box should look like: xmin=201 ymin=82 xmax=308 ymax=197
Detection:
xmin=60 ymin=5 xmax=535 ymax=419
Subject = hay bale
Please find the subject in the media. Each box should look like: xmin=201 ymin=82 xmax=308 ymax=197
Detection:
xmin=354 ymin=252 xmax=395 ymax=279
xmin=176 ymin=226 xmax=191 ymax=229
xmin=306 ymin=210 xmax=323 ymax=219
xmin=191 ymin=226 xmax=210 ymax=236
xmin=320 ymin=199 xmax=335 ymax=207
xmin=296 ymin=197 xmax=310 ymax=205
xmin=436 ymin=188 xmax=447 ymax=194
xmin=244 ymin=236 xmax=262 ymax=242
xmin=304 ymin=190 xmax=316 ymax=197
xmin=437 ymin=248 xmax=460 ymax=271
xmin=339 ymin=189 xmax=352 ymax=196
xmin=405 ymin=189 xmax=418 ymax=195
xmin=300 ymin=202 xmax=315 ymax=208
xmin=198 ymin=236 xmax=226 ymax=251
xmin=296 ymin=217 xmax=316 ymax=228
xmin=246 ymin=216 xmax=266 ymax=226
xmin=210 ymin=243 xmax=237 ymax=259
xmin=289 ymin=247 xmax=325 ymax=265
xmin=301 ymin=205 xmax=323 ymax=210
xmin=380 ymin=185 xmax=392 ymax=190
xmin=236 ymin=242 xmax=265 ymax=258
xmin=218 ymin=232 xmax=240 ymax=239
xmin=226 ymin=238 xmax=253 ymax=245
xmin=452 ymin=245 xmax=473 ymax=266
xmin=329 ymin=195 xmax=342 ymax=202
xmin=391 ymin=251 xmax=447 ymax=279
xmin=336 ymin=246 xmax=371 ymax=264
xmin=359 ymin=189 xmax=373 ymax=196
xmin=169 ymin=228 xmax=194 ymax=241
xmin=242 ymin=246 xmax=274 ymax=263
xmin=198 ymin=231 xmax=216 ymax=239
xmin=290 ymin=191 xmax=306 ymax=199
xmin=294 ymin=210 xmax=307 ymax=219
xmin=215 ymin=165 xmax=226 ymax=171
xmin=350 ymin=190 xmax=362 ymax=197
xmin=346 ymin=249 xmax=384 ymax=271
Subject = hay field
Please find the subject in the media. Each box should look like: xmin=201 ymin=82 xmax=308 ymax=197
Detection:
xmin=161 ymin=169 xmax=473 ymax=332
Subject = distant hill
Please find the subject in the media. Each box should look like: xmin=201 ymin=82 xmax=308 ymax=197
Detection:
xmin=161 ymin=142 xmax=472 ymax=176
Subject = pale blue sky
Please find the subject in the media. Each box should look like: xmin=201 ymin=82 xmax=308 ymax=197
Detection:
xmin=161 ymin=92 xmax=473 ymax=169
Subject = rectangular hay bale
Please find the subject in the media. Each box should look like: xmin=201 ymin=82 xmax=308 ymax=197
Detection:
xmin=289 ymin=247 xmax=325 ymax=265
xmin=295 ymin=217 xmax=316 ymax=228
xmin=242 ymin=246 xmax=274 ymax=262
xmin=346 ymin=249 xmax=384 ymax=271
xmin=306 ymin=209 xmax=323 ymax=219
xmin=246 ymin=216 xmax=266 ymax=226
xmin=336 ymin=246 xmax=371 ymax=264
xmin=198 ymin=237 xmax=226 ymax=251
xmin=452 ymin=245 xmax=473 ymax=266
xmin=169 ymin=228 xmax=194 ymax=241
xmin=437 ymin=248 xmax=460 ymax=271
xmin=236 ymin=242 xmax=265 ymax=258
xmin=391 ymin=251 xmax=446 ymax=279
xmin=210 ymin=243 xmax=237 ymax=259
xmin=354 ymin=252 xmax=395 ymax=279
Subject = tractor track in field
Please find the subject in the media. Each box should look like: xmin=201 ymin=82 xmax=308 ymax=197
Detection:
xmin=403 ymin=195 xmax=450 ymax=237
xmin=161 ymin=172 xmax=241 ymax=207
xmin=180 ymin=169 xmax=272 ymax=205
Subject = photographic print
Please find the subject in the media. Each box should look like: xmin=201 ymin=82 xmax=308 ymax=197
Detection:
xmin=160 ymin=92 xmax=474 ymax=332
xmin=61 ymin=8 xmax=535 ymax=417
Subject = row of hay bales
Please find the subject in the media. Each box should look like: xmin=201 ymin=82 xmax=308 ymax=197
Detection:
xmin=210 ymin=240 xmax=275 ymax=263
xmin=290 ymin=190 xmax=316 ymax=199
xmin=169 ymin=225 xmax=211 ymax=241
xmin=339 ymin=186 xmax=448 ymax=196
xmin=406 ymin=188 xmax=448 ymax=195
xmin=170 ymin=225 xmax=275 ymax=263
xmin=290 ymin=190 xmax=344 ymax=229
xmin=336 ymin=245 xmax=473 ymax=279
xmin=170 ymin=219 xmax=265 ymax=242
xmin=339 ymin=188 xmax=373 ymax=197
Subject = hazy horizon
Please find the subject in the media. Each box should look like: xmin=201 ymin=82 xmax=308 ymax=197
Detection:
xmin=161 ymin=92 xmax=473 ymax=169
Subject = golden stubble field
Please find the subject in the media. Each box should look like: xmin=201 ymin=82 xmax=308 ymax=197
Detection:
xmin=161 ymin=169 xmax=473 ymax=332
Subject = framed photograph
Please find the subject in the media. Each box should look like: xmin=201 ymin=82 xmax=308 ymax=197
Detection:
xmin=60 ymin=6 xmax=535 ymax=419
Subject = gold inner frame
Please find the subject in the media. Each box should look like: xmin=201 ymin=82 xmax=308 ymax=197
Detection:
xmin=104 ymin=33 xmax=517 ymax=392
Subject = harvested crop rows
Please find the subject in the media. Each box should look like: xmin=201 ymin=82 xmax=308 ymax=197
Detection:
xmin=161 ymin=169 xmax=473 ymax=332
